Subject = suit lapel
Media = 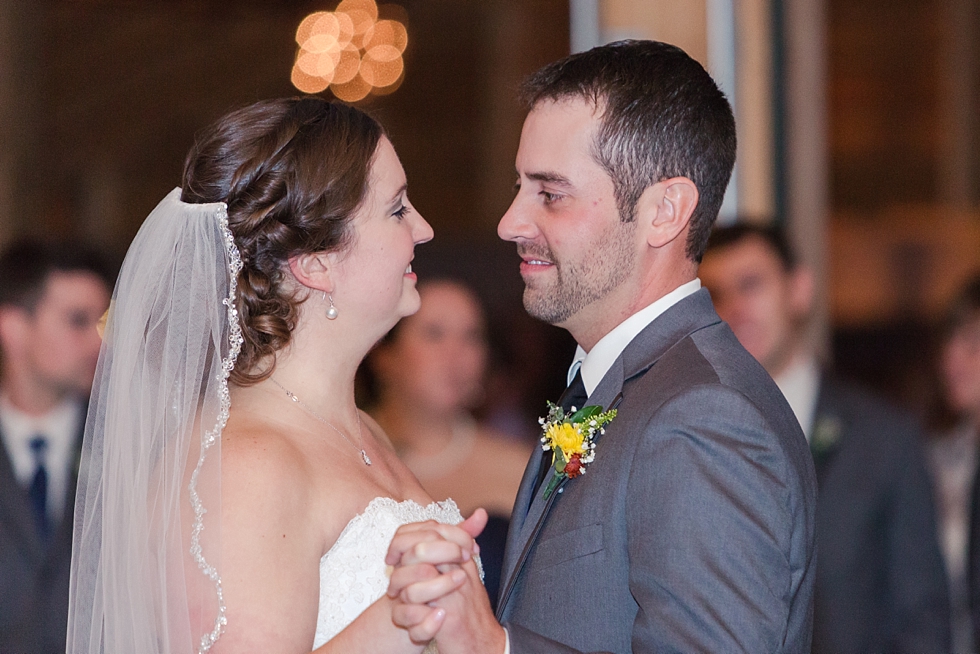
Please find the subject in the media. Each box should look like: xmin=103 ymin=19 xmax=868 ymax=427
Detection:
xmin=496 ymin=361 xmax=626 ymax=618
xmin=496 ymin=289 xmax=723 ymax=618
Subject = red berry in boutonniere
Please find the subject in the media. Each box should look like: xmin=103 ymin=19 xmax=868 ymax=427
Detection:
xmin=564 ymin=453 xmax=583 ymax=478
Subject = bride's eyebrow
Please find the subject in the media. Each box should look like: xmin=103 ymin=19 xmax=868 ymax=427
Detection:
xmin=386 ymin=184 xmax=408 ymax=207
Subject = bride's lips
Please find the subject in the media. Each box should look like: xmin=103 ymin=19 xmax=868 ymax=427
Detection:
xmin=404 ymin=262 xmax=417 ymax=281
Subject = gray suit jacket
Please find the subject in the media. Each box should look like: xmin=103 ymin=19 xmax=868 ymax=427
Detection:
xmin=497 ymin=289 xmax=817 ymax=653
xmin=0 ymin=417 xmax=82 ymax=654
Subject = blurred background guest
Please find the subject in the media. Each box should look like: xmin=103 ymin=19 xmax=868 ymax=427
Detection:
xmin=701 ymin=223 xmax=950 ymax=654
xmin=927 ymin=273 xmax=980 ymax=653
xmin=362 ymin=278 xmax=531 ymax=610
xmin=0 ymin=240 xmax=112 ymax=654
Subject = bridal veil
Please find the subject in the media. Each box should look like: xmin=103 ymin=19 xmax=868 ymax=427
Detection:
xmin=67 ymin=188 xmax=242 ymax=653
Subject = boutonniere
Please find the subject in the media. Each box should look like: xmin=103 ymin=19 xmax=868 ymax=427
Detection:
xmin=538 ymin=402 xmax=617 ymax=499
xmin=810 ymin=415 xmax=841 ymax=456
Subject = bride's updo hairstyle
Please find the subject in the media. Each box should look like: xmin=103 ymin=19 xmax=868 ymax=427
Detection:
xmin=180 ymin=97 xmax=384 ymax=385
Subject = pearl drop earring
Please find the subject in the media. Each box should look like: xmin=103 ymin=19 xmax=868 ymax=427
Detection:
xmin=325 ymin=293 xmax=339 ymax=320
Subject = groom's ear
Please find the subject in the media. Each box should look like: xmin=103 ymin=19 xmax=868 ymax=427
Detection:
xmin=287 ymin=251 xmax=335 ymax=293
xmin=636 ymin=176 xmax=699 ymax=250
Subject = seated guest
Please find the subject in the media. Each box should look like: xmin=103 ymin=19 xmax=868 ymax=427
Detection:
xmin=927 ymin=274 xmax=980 ymax=653
xmin=0 ymin=240 xmax=112 ymax=653
xmin=701 ymin=223 xmax=950 ymax=654
xmin=364 ymin=279 xmax=530 ymax=610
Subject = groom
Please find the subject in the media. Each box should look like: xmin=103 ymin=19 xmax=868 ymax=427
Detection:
xmin=388 ymin=40 xmax=817 ymax=653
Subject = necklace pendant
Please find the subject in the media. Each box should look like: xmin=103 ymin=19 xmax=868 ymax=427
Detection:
xmin=360 ymin=449 xmax=372 ymax=466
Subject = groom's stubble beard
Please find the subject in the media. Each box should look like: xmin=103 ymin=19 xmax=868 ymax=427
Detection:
xmin=519 ymin=218 xmax=638 ymax=326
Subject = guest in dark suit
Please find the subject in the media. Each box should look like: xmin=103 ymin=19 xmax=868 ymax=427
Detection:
xmin=701 ymin=222 xmax=951 ymax=654
xmin=926 ymin=273 xmax=980 ymax=653
xmin=386 ymin=40 xmax=817 ymax=653
xmin=0 ymin=240 xmax=111 ymax=654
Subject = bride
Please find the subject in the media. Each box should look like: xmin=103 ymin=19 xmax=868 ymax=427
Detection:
xmin=67 ymin=97 xmax=484 ymax=653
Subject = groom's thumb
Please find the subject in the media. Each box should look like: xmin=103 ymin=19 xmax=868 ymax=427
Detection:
xmin=460 ymin=508 xmax=489 ymax=542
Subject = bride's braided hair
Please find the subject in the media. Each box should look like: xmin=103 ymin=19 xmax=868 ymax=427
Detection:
xmin=180 ymin=97 xmax=384 ymax=385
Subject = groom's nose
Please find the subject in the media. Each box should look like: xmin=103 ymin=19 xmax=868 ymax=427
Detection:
xmin=498 ymin=195 xmax=537 ymax=243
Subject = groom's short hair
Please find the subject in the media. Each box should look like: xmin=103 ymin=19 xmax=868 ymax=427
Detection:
xmin=521 ymin=40 xmax=736 ymax=263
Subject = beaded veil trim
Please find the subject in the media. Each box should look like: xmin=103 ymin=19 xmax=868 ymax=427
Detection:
xmin=187 ymin=201 xmax=244 ymax=653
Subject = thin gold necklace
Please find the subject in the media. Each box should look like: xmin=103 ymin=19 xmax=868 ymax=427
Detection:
xmin=270 ymin=377 xmax=372 ymax=466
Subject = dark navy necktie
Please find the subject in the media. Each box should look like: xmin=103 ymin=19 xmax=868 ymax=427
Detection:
xmin=28 ymin=435 xmax=50 ymax=543
xmin=534 ymin=370 xmax=588 ymax=496
xmin=559 ymin=369 xmax=588 ymax=414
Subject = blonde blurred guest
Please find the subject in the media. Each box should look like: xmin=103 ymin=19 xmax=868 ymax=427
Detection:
xmin=365 ymin=279 xmax=530 ymax=609
xmin=928 ymin=274 xmax=980 ymax=654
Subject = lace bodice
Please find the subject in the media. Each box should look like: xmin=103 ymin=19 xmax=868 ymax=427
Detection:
xmin=312 ymin=497 xmax=464 ymax=649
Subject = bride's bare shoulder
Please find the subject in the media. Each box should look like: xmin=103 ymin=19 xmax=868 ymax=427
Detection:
xmin=220 ymin=395 xmax=314 ymax=513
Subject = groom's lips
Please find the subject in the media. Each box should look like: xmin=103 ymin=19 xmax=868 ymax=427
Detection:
xmin=519 ymin=257 xmax=554 ymax=275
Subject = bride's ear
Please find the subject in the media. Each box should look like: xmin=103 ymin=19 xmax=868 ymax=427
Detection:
xmin=287 ymin=251 xmax=334 ymax=293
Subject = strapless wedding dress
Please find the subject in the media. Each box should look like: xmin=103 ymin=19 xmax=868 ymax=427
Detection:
xmin=312 ymin=496 xmax=465 ymax=649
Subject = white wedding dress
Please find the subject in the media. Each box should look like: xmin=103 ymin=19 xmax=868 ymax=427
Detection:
xmin=312 ymin=496 xmax=466 ymax=650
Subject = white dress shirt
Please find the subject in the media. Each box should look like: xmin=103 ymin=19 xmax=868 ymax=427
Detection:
xmin=567 ymin=279 xmax=702 ymax=394
xmin=772 ymin=354 xmax=821 ymax=439
xmin=0 ymin=395 xmax=84 ymax=523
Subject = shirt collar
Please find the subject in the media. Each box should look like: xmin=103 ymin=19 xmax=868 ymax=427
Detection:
xmin=567 ymin=279 xmax=701 ymax=394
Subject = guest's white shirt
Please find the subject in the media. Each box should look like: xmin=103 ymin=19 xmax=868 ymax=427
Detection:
xmin=567 ymin=279 xmax=702 ymax=394
xmin=0 ymin=394 xmax=84 ymax=523
xmin=772 ymin=354 xmax=821 ymax=439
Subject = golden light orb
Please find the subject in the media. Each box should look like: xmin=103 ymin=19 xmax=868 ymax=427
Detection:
xmin=332 ymin=74 xmax=374 ymax=102
xmin=291 ymin=66 xmax=331 ymax=94
xmin=296 ymin=11 xmax=330 ymax=45
xmin=359 ymin=52 xmax=403 ymax=88
xmin=292 ymin=2 xmax=407 ymax=102
xmin=337 ymin=0 xmax=379 ymax=22
xmin=364 ymin=20 xmax=408 ymax=53
xmin=371 ymin=73 xmax=404 ymax=95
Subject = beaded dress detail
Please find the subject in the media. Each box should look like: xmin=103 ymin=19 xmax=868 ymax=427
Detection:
xmin=313 ymin=497 xmax=466 ymax=650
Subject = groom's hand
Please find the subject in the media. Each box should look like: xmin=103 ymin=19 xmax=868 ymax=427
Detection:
xmin=386 ymin=509 xmax=506 ymax=654
xmin=384 ymin=511 xmax=485 ymax=642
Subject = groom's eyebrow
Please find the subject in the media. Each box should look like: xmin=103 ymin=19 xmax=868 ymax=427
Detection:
xmin=524 ymin=171 xmax=573 ymax=187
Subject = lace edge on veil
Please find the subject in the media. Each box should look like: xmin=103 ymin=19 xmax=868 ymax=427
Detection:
xmin=187 ymin=198 xmax=244 ymax=653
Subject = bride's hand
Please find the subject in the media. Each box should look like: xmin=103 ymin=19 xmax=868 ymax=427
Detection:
xmin=386 ymin=509 xmax=486 ymax=565
xmin=385 ymin=510 xmax=488 ymax=642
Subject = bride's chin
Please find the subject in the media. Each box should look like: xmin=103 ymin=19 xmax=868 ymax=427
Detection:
xmin=399 ymin=293 xmax=422 ymax=317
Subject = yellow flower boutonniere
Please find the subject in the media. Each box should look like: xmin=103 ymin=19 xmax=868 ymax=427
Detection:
xmin=539 ymin=402 xmax=617 ymax=499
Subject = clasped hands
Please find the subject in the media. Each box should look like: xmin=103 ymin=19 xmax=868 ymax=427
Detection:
xmin=385 ymin=508 xmax=507 ymax=653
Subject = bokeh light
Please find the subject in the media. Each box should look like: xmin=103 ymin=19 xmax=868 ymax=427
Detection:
xmin=291 ymin=1 xmax=408 ymax=100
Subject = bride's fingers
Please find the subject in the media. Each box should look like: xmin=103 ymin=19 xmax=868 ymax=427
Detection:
xmin=388 ymin=533 xmax=472 ymax=568
xmin=405 ymin=540 xmax=473 ymax=569
xmin=396 ymin=568 xmax=467 ymax=605
xmin=387 ymin=562 xmax=441 ymax=598
xmin=387 ymin=522 xmax=477 ymax=566
xmin=393 ymin=604 xmax=446 ymax=645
